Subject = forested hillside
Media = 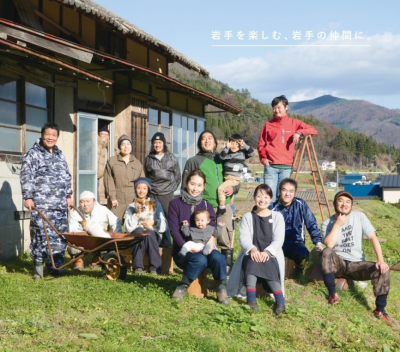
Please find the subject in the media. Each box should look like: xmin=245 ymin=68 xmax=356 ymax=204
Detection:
xmin=170 ymin=64 xmax=400 ymax=168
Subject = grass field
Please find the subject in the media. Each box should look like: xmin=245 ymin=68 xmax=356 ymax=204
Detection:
xmin=1 ymin=199 xmax=399 ymax=351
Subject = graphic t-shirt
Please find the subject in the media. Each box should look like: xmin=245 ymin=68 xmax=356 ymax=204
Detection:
xmin=321 ymin=211 xmax=375 ymax=262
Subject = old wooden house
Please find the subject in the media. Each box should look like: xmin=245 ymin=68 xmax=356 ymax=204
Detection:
xmin=0 ymin=0 xmax=241 ymax=260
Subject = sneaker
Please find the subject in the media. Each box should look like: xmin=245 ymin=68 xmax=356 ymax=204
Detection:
xmin=134 ymin=268 xmax=144 ymax=274
xmin=373 ymin=310 xmax=391 ymax=325
xmin=171 ymin=285 xmax=187 ymax=302
xmin=149 ymin=270 xmax=158 ymax=275
xmin=328 ymin=293 xmax=339 ymax=304
xmin=247 ymin=300 xmax=259 ymax=312
xmin=216 ymin=208 xmax=226 ymax=217
xmin=273 ymin=303 xmax=286 ymax=315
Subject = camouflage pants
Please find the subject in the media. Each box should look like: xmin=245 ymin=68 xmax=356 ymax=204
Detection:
xmin=29 ymin=209 xmax=68 ymax=265
xmin=321 ymin=248 xmax=390 ymax=296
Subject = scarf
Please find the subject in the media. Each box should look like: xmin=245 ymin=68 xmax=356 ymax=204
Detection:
xmin=180 ymin=187 xmax=203 ymax=213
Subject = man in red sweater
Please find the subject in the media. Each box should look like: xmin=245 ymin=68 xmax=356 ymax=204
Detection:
xmin=257 ymin=95 xmax=317 ymax=202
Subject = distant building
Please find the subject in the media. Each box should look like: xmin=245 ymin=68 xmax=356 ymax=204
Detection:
xmin=379 ymin=175 xmax=400 ymax=203
xmin=339 ymin=174 xmax=366 ymax=185
xmin=319 ymin=160 xmax=336 ymax=170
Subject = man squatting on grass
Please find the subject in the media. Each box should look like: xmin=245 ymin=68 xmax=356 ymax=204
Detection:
xmin=270 ymin=178 xmax=323 ymax=275
xmin=321 ymin=191 xmax=391 ymax=324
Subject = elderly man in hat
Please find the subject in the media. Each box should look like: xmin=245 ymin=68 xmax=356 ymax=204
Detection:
xmin=68 ymin=191 xmax=122 ymax=270
xmin=97 ymin=125 xmax=110 ymax=203
xmin=321 ymin=191 xmax=391 ymax=324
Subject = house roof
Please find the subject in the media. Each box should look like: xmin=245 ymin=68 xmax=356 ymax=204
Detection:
xmin=379 ymin=175 xmax=400 ymax=188
xmin=53 ymin=0 xmax=209 ymax=76
xmin=0 ymin=18 xmax=241 ymax=114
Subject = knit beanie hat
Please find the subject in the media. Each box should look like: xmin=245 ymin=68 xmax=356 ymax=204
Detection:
xmin=118 ymin=134 xmax=132 ymax=148
xmin=79 ymin=191 xmax=96 ymax=200
xmin=134 ymin=177 xmax=152 ymax=191
xmin=151 ymin=132 xmax=166 ymax=144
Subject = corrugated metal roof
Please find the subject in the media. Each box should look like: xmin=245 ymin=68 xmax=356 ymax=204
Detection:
xmin=379 ymin=175 xmax=400 ymax=188
xmin=54 ymin=0 xmax=209 ymax=76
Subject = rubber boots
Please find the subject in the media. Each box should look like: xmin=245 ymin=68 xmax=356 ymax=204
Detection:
xmin=222 ymin=249 xmax=233 ymax=276
xmin=32 ymin=262 xmax=44 ymax=280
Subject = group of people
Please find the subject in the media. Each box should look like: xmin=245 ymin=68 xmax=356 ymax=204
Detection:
xmin=20 ymin=94 xmax=391 ymax=323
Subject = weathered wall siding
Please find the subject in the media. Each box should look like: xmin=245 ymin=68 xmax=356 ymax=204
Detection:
xmin=77 ymin=80 xmax=113 ymax=105
xmin=131 ymin=79 xmax=148 ymax=95
xmin=126 ymin=39 xmax=147 ymax=67
xmin=383 ymin=189 xmax=400 ymax=203
xmin=149 ymin=50 xmax=167 ymax=74
xmin=0 ymin=163 xmax=30 ymax=260
xmin=62 ymin=6 xmax=79 ymax=35
xmin=188 ymin=97 xmax=203 ymax=116
xmin=54 ymin=84 xmax=75 ymax=193
xmin=170 ymin=91 xmax=186 ymax=112
xmin=42 ymin=0 xmax=60 ymax=36
xmin=81 ymin=15 xmax=96 ymax=48
xmin=114 ymin=94 xmax=132 ymax=155
xmin=152 ymin=87 xmax=167 ymax=106
xmin=115 ymin=73 xmax=129 ymax=88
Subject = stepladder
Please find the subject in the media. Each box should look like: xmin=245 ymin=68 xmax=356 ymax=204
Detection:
xmin=291 ymin=135 xmax=331 ymax=221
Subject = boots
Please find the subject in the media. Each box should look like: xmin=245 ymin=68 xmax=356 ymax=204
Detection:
xmin=172 ymin=275 xmax=191 ymax=302
xmin=32 ymin=262 xmax=44 ymax=280
xmin=222 ymin=249 xmax=233 ymax=276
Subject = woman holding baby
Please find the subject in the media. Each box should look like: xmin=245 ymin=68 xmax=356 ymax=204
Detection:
xmin=125 ymin=177 xmax=167 ymax=274
xmin=168 ymin=170 xmax=230 ymax=304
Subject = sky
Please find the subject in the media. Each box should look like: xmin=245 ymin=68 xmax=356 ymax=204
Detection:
xmin=95 ymin=0 xmax=400 ymax=109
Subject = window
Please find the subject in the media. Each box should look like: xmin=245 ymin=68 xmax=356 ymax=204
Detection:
xmin=172 ymin=112 xmax=205 ymax=172
xmin=0 ymin=75 xmax=49 ymax=153
xmin=148 ymin=108 xmax=171 ymax=151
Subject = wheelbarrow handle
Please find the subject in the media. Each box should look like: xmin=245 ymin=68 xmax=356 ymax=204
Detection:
xmin=69 ymin=205 xmax=86 ymax=221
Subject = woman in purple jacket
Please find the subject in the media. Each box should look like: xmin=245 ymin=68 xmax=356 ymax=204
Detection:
xmin=168 ymin=170 xmax=229 ymax=305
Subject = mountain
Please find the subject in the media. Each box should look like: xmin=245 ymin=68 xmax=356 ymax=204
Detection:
xmin=169 ymin=64 xmax=400 ymax=167
xmin=290 ymin=95 xmax=400 ymax=147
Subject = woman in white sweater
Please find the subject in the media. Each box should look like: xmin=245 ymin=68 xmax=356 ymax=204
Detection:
xmin=227 ymin=184 xmax=286 ymax=314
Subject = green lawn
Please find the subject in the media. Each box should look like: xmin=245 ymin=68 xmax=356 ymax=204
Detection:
xmin=1 ymin=199 xmax=399 ymax=351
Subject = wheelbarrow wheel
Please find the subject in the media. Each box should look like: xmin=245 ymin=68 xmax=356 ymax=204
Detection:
xmin=101 ymin=252 xmax=127 ymax=280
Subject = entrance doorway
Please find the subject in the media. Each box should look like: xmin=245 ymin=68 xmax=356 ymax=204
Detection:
xmin=77 ymin=112 xmax=114 ymax=205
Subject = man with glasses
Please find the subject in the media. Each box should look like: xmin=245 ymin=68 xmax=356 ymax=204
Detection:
xmin=270 ymin=178 xmax=322 ymax=276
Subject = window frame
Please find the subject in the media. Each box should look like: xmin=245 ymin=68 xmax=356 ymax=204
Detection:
xmin=0 ymin=73 xmax=51 ymax=154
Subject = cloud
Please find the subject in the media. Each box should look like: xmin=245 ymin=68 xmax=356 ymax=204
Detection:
xmin=206 ymin=33 xmax=400 ymax=106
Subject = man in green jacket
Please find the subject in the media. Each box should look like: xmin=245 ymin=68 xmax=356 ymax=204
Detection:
xmin=182 ymin=130 xmax=239 ymax=274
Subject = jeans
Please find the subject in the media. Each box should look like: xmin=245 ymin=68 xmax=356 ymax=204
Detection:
xmin=173 ymin=250 xmax=226 ymax=281
xmin=263 ymin=166 xmax=292 ymax=202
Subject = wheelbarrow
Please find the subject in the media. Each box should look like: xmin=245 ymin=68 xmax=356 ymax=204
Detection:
xmin=33 ymin=206 xmax=148 ymax=280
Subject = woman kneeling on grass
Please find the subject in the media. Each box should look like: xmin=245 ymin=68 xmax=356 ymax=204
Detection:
xmin=168 ymin=170 xmax=229 ymax=304
xmin=227 ymin=184 xmax=286 ymax=314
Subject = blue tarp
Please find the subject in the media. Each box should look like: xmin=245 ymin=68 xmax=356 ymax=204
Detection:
xmin=344 ymin=184 xmax=382 ymax=198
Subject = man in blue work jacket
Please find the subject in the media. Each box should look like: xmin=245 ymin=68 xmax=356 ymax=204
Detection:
xmin=270 ymin=178 xmax=322 ymax=275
